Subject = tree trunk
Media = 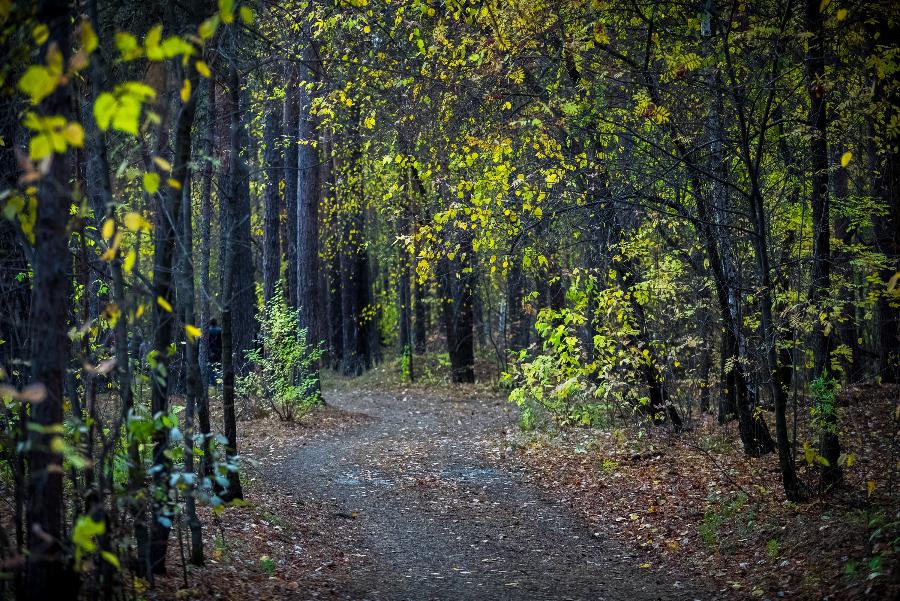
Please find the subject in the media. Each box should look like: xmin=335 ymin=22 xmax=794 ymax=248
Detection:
xmin=219 ymin=62 xmax=246 ymax=502
xmin=282 ymin=64 xmax=299 ymax=308
xmin=296 ymin=53 xmax=321 ymax=346
xmin=805 ymin=0 xmax=842 ymax=489
xmin=262 ymin=102 xmax=282 ymax=303
xmin=24 ymin=3 xmax=75 ymax=598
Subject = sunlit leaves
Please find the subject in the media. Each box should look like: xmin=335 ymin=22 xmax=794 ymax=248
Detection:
xmin=841 ymin=151 xmax=852 ymax=167
xmin=22 ymin=112 xmax=84 ymax=160
xmin=115 ymin=32 xmax=141 ymax=60
xmin=199 ymin=15 xmax=220 ymax=40
xmin=123 ymin=211 xmax=151 ymax=232
xmin=143 ymin=172 xmax=160 ymax=194
xmin=219 ymin=0 xmax=235 ymax=24
xmin=185 ymin=324 xmax=202 ymax=342
xmin=93 ymin=82 xmax=156 ymax=135
xmin=196 ymin=60 xmax=212 ymax=78
xmin=157 ymin=296 xmax=173 ymax=312
xmin=18 ymin=65 xmax=60 ymax=105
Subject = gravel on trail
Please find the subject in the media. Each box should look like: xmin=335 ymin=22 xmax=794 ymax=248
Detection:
xmin=257 ymin=388 xmax=726 ymax=601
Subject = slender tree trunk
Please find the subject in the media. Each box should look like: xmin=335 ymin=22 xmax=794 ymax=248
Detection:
xmin=24 ymin=3 xmax=75 ymax=597
xmin=219 ymin=62 xmax=245 ymax=502
xmin=805 ymin=0 xmax=842 ymax=489
xmin=282 ymin=64 xmax=299 ymax=309
xmin=175 ymin=78 xmax=204 ymax=563
xmin=262 ymin=103 xmax=282 ymax=303
xmin=196 ymin=72 xmax=215 ymax=477
xmin=296 ymin=53 xmax=321 ymax=347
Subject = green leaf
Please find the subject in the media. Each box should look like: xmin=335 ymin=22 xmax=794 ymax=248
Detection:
xmin=18 ymin=65 xmax=58 ymax=105
xmin=112 ymin=96 xmax=141 ymax=135
xmin=28 ymin=134 xmax=51 ymax=160
xmin=144 ymin=25 xmax=164 ymax=61
xmin=101 ymin=551 xmax=120 ymax=570
xmin=142 ymin=172 xmax=160 ymax=194
xmin=114 ymin=32 xmax=141 ymax=60
xmin=94 ymin=93 xmax=116 ymax=131
xmin=73 ymin=516 xmax=105 ymax=554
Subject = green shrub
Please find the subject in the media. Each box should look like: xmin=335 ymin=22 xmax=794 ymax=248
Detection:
xmin=238 ymin=285 xmax=324 ymax=422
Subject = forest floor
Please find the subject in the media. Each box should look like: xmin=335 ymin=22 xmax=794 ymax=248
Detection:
xmin=152 ymin=369 xmax=898 ymax=601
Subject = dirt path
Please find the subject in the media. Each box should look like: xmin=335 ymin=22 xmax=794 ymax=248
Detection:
xmin=256 ymin=387 xmax=722 ymax=600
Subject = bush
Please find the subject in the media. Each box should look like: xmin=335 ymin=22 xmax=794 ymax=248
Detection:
xmin=237 ymin=286 xmax=324 ymax=421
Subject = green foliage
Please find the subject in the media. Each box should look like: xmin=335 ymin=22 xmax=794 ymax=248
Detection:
xmin=810 ymin=373 xmax=840 ymax=436
xmin=766 ymin=538 xmax=780 ymax=560
xmin=238 ymin=286 xmax=324 ymax=421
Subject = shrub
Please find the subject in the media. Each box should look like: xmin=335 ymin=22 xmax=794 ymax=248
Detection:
xmin=237 ymin=286 xmax=324 ymax=421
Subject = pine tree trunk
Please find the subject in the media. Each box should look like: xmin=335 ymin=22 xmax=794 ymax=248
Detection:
xmin=24 ymin=3 xmax=75 ymax=597
xmin=282 ymin=64 xmax=299 ymax=309
xmin=262 ymin=102 xmax=282 ymax=303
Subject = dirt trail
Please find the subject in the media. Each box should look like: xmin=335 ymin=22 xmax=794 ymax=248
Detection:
xmin=257 ymin=387 xmax=723 ymax=600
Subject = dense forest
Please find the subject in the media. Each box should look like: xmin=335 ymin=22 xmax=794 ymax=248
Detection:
xmin=0 ymin=0 xmax=898 ymax=599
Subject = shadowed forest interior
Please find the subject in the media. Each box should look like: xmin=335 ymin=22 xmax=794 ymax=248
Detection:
xmin=0 ymin=0 xmax=898 ymax=599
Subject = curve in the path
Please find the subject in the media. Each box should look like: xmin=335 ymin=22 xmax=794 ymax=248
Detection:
xmin=261 ymin=388 xmax=722 ymax=601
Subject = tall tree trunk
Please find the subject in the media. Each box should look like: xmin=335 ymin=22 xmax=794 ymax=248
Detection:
xmin=196 ymin=71 xmax=215 ymax=477
xmin=262 ymin=102 xmax=282 ymax=303
xmin=439 ymin=232 xmax=476 ymax=383
xmin=149 ymin=55 xmax=199 ymax=574
xmin=806 ymin=0 xmax=841 ymax=489
xmin=219 ymin=62 xmax=245 ymax=502
xmin=175 ymin=69 xmax=204 ymax=563
xmin=24 ymin=3 xmax=75 ymax=597
xmin=282 ymin=64 xmax=299 ymax=309
xmin=296 ymin=52 xmax=321 ymax=347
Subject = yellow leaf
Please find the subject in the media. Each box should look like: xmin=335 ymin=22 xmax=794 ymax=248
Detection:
xmin=198 ymin=16 xmax=219 ymax=40
xmin=167 ymin=178 xmax=182 ymax=190
xmin=136 ymin=304 xmax=145 ymax=318
xmin=153 ymin=157 xmax=172 ymax=172
xmin=840 ymin=151 xmax=852 ymax=167
xmin=101 ymin=551 xmax=120 ymax=570
xmin=28 ymin=134 xmax=51 ymax=160
xmin=195 ymin=60 xmax=211 ymax=78
xmin=239 ymin=6 xmax=254 ymax=24
xmin=143 ymin=172 xmax=160 ymax=194
xmin=79 ymin=20 xmax=98 ymax=53
xmin=180 ymin=79 xmax=191 ymax=103
xmin=157 ymin=296 xmax=173 ymax=312
xmin=867 ymin=480 xmax=876 ymax=497
xmin=101 ymin=218 xmax=115 ymax=240
xmin=219 ymin=0 xmax=235 ymax=23
xmin=123 ymin=211 xmax=149 ymax=232
xmin=836 ymin=8 xmax=848 ymax=21
xmin=185 ymin=324 xmax=201 ymax=342
xmin=33 ymin=24 xmax=49 ymax=45
xmin=123 ymin=249 xmax=136 ymax=274
xmin=18 ymin=65 xmax=58 ymax=105
xmin=93 ymin=92 xmax=117 ymax=131
xmin=144 ymin=25 xmax=164 ymax=61
xmin=115 ymin=32 xmax=140 ymax=60
xmin=62 ymin=123 xmax=84 ymax=147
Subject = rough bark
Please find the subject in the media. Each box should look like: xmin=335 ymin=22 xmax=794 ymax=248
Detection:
xmin=262 ymin=102 xmax=282 ymax=303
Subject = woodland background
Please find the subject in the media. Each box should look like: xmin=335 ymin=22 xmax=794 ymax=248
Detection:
xmin=0 ymin=0 xmax=898 ymax=599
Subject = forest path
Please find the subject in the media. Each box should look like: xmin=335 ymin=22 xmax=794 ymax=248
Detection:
xmin=258 ymin=387 xmax=720 ymax=600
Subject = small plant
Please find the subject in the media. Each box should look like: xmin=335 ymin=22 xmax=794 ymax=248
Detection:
xmin=809 ymin=373 xmax=839 ymax=435
xmin=238 ymin=284 xmax=324 ymax=421
xmin=766 ymin=538 xmax=779 ymax=560
xmin=259 ymin=555 xmax=276 ymax=576
xmin=601 ymin=458 xmax=619 ymax=475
